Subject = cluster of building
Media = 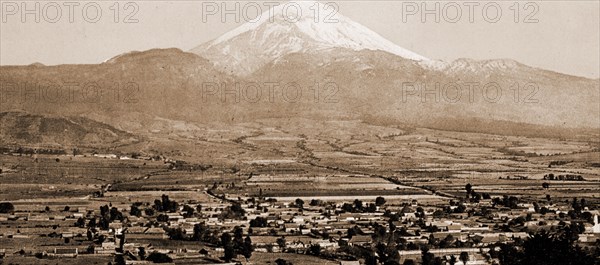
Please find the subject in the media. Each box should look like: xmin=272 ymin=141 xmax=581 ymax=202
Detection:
xmin=1 ymin=190 xmax=599 ymax=264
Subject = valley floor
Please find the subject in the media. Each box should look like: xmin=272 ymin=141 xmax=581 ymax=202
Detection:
xmin=0 ymin=122 xmax=599 ymax=264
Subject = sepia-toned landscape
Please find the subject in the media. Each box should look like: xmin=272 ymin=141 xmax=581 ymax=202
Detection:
xmin=0 ymin=1 xmax=599 ymax=265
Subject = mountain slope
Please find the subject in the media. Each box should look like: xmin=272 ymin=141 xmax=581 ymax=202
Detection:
xmin=0 ymin=111 xmax=138 ymax=147
xmin=247 ymin=48 xmax=600 ymax=128
xmin=1 ymin=47 xmax=598 ymax=130
xmin=0 ymin=48 xmax=238 ymax=122
xmin=0 ymin=2 xmax=598 ymax=132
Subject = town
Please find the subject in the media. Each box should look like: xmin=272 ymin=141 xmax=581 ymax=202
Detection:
xmin=1 ymin=147 xmax=599 ymax=265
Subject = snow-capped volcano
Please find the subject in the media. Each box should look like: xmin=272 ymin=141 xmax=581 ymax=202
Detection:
xmin=191 ymin=0 xmax=429 ymax=76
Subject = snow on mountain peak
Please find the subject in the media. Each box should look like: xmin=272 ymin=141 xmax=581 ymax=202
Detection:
xmin=208 ymin=0 xmax=325 ymax=45
xmin=192 ymin=1 xmax=429 ymax=75
xmin=436 ymin=58 xmax=522 ymax=74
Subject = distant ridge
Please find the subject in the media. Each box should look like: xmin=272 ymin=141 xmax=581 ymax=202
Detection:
xmin=0 ymin=111 xmax=138 ymax=148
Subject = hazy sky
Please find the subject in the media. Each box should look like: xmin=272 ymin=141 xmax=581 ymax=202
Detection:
xmin=1 ymin=1 xmax=599 ymax=78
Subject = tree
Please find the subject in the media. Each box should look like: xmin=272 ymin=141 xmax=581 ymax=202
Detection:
xmin=440 ymin=234 xmax=455 ymax=248
xmin=459 ymin=252 xmax=469 ymax=265
xmin=193 ymin=222 xmax=209 ymax=241
xmin=347 ymin=226 xmax=358 ymax=238
xmin=182 ymin=204 xmax=194 ymax=218
xmin=166 ymin=227 xmax=186 ymax=240
xmin=295 ymin=198 xmax=304 ymax=209
xmin=376 ymin=196 xmax=386 ymax=206
xmin=542 ymin=182 xmax=550 ymax=189
xmin=250 ymin=216 xmax=268 ymax=227
xmin=581 ymin=211 xmax=593 ymax=223
xmin=342 ymin=203 xmax=354 ymax=212
xmin=144 ymin=208 xmax=155 ymax=216
xmin=449 ymin=255 xmax=457 ymax=265
xmin=146 ymin=252 xmax=173 ymax=263
xmin=275 ymin=258 xmax=293 ymax=265
xmin=366 ymin=203 xmax=377 ymax=213
xmin=130 ymin=205 xmax=142 ymax=217
xmin=109 ymin=207 xmax=123 ymax=221
xmin=153 ymin=199 xmax=163 ymax=211
xmin=87 ymin=218 xmax=97 ymax=228
xmin=403 ymin=259 xmax=416 ymax=265
xmin=221 ymin=232 xmax=232 ymax=246
xmin=421 ymin=246 xmax=434 ymax=265
xmin=533 ymin=202 xmax=540 ymax=213
xmin=157 ymin=214 xmax=169 ymax=222
xmin=308 ymin=244 xmax=321 ymax=256
xmin=365 ymin=251 xmax=378 ymax=265
xmin=471 ymin=192 xmax=482 ymax=202
xmin=572 ymin=197 xmax=582 ymax=213
xmin=75 ymin=217 xmax=86 ymax=228
xmin=220 ymin=202 xmax=245 ymax=219
xmin=233 ymin=226 xmax=244 ymax=247
xmin=221 ymin=232 xmax=235 ymax=262
xmin=276 ymin=236 xmax=286 ymax=251
xmin=223 ymin=244 xmax=235 ymax=262
xmin=353 ymin=199 xmax=364 ymax=211
xmin=512 ymin=229 xmax=594 ymax=265
xmin=455 ymin=203 xmax=467 ymax=213
xmin=310 ymin=199 xmax=323 ymax=206
xmin=86 ymin=244 xmax=95 ymax=254
xmin=241 ymin=235 xmax=253 ymax=260
xmin=465 ymin=183 xmax=473 ymax=197
xmin=138 ymin=247 xmax=146 ymax=260
xmin=113 ymin=253 xmax=126 ymax=265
